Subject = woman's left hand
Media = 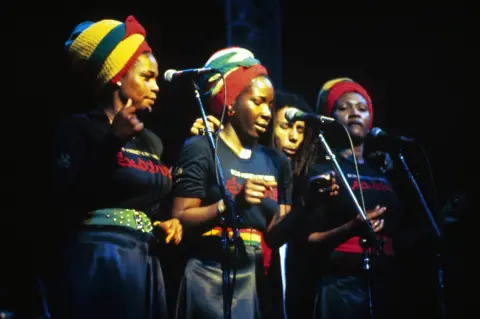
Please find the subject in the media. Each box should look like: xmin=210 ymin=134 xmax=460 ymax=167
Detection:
xmin=153 ymin=218 xmax=183 ymax=244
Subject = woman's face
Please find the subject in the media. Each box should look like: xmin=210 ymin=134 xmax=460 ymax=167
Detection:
xmin=231 ymin=75 xmax=274 ymax=140
xmin=274 ymin=107 xmax=305 ymax=159
xmin=332 ymin=92 xmax=371 ymax=140
xmin=120 ymin=52 xmax=159 ymax=111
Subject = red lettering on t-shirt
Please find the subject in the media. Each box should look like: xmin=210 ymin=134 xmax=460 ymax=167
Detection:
xmin=226 ymin=176 xmax=243 ymax=196
xmin=351 ymin=179 xmax=392 ymax=193
xmin=116 ymin=151 xmax=172 ymax=179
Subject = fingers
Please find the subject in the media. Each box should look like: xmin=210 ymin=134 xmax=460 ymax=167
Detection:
xmin=175 ymin=224 xmax=183 ymax=244
xmin=244 ymin=178 xmax=277 ymax=204
xmin=315 ymin=172 xmax=339 ymax=196
xmin=372 ymin=218 xmax=385 ymax=232
xmin=206 ymin=115 xmax=222 ymax=129
xmin=368 ymin=206 xmax=387 ymax=219
xmin=248 ymin=178 xmax=277 ymax=189
xmin=129 ymin=114 xmax=144 ymax=132
xmin=154 ymin=220 xmax=183 ymax=244
xmin=191 ymin=117 xmax=221 ymax=136
xmin=165 ymin=229 xmax=175 ymax=243
xmin=123 ymin=98 xmax=133 ymax=110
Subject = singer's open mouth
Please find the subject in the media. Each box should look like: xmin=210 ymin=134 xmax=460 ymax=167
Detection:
xmin=283 ymin=148 xmax=297 ymax=155
xmin=254 ymin=124 xmax=267 ymax=133
xmin=348 ymin=121 xmax=363 ymax=127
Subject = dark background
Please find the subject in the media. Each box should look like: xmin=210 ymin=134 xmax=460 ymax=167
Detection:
xmin=10 ymin=0 xmax=468 ymax=317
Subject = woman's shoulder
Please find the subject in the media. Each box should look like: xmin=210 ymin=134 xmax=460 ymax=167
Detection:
xmin=178 ymin=135 xmax=213 ymax=158
xmin=182 ymin=135 xmax=210 ymax=149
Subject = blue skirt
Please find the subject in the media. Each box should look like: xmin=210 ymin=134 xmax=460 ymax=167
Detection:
xmin=45 ymin=226 xmax=168 ymax=319
xmin=175 ymin=239 xmax=268 ymax=319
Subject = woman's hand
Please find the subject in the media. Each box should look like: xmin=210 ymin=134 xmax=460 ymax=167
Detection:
xmin=111 ymin=99 xmax=144 ymax=139
xmin=190 ymin=115 xmax=223 ymax=136
xmin=309 ymin=171 xmax=340 ymax=197
xmin=153 ymin=218 xmax=183 ymax=244
xmin=356 ymin=205 xmax=386 ymax=233
xmin=243 ymin=178 xmax=277 ymax=205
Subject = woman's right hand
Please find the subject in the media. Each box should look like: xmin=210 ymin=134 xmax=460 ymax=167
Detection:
xmin=190 ymin=115 xmax=222 ymax=136
xmin=243 ymin=178 xmax=278 ymax=205
xmin=111 ymin=99 xmax=144 ymax=140
xmin=309 ymin=171 xmax=339 ymax=197
xmin=355 ymin=205 xmax=386 ymax=233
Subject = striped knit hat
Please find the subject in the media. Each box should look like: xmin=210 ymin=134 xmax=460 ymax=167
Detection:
xmin=201 ymin=47 xmax=268 ymax=116
xmin=64 ymin=15 xmax=151 ymax=89
xmin=316 ymin=78 xmax=373 ymax=128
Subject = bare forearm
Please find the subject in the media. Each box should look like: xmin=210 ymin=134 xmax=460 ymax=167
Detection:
xmin=308 ymin=219 xmax=359 ymax=248
xmin=174 ymin=202 xmax=220 ymax=228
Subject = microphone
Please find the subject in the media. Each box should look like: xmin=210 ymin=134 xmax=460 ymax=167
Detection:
xmin=284 ymin=108 xmax=335 ymax=124
xmin=370 ymin=127 xmax=416 ymax=144
xmin=164 ymin=67 xmax=219 ymax=82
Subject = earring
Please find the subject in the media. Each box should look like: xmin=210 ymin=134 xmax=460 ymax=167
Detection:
xmin=116 ymin=81 xmax=122 ymax=87
xmin=227 ymin=106 xmax=235 ymax=116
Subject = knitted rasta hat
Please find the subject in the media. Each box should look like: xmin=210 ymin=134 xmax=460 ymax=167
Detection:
xmin=201 ymin=47 xmax=269 ymax=116
xmin=316 ymin=78 xmax=373 ymax=128
xmin=64 ymin=15 xmax=152 ymax=89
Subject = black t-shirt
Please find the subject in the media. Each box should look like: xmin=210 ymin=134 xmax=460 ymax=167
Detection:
xmin=172 ymin=135 xmax=293 ymax=232
xmin=51 ymin=107 xmax=172 ymax=221
xmin=300 ymin=155 xmax=403 ymax=271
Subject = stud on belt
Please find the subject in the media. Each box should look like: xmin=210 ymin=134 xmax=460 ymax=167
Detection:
xmin=83 ymin=208 xmax=153 ymax=234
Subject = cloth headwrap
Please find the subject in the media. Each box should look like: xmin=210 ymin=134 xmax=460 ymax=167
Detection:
xmin=316 ymin=78 xmax=373 ymax=128
xmin=64 ymin=15 xmax=152 ymax=88
xmin=201 ymin=47 xmax=268 ymax=116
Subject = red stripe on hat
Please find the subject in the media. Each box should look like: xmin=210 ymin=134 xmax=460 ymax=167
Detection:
xmin=209 ymin=64 xmax=268 ymax=116
xmin=110 ymin=16 xmax=152 ymax=84
xmin=326 ymin=81 xmax=374 ymax=129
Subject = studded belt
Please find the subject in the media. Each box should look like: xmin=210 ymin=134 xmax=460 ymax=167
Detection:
xmin=83 ymin=208 xmax=153 ymax=234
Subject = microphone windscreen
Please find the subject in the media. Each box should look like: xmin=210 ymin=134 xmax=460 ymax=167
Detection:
xmin=370 ymin=127 xmax=385 ymax=137
xmin=163 ymin=69 xmax=176 ymax=82
xmin=284 ymin=107 xmax=300 ymax=122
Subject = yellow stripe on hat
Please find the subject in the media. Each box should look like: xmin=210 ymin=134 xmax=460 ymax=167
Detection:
xmin=209 ymin=66 xmax=239 ymax=97
xmin=68 ymin=20 xmax=122 ymax=62
xmin=321 ymin=77 xmax=353 ymax=91
xmin=96 ymin=34 xmax=145 ymax=85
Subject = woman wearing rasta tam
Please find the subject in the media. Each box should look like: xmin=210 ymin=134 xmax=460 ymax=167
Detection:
xmin=47 ymin=15 xmax=182 ymax=318
xmin=289 ymin=78 xmax=404 ymax=319
xmin=172 ymin=47 xmax=293 ymax=319
xmin=190 ymin=90 xmax=331 ymax=318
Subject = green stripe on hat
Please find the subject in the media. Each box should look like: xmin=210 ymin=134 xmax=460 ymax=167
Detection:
xmin=88 ymin=23 xmax=126 ymax=78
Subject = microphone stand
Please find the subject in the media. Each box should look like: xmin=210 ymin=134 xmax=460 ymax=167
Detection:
xmin=317 ymin=130 xmax=382 ymax=319
xmin=191 ymin=81 xmax=247 ymax=319
xmin=397 ymin=150 xmax=446 ymax=319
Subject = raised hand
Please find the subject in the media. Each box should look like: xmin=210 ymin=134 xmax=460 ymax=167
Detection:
xmin=243 ymin=178 xmax=277 ymax=205
xmin=309 ymin=171 xmax=340 ymax=197
xmin=190 ymin=115 xmax=222 ymax=136
xmin=111 ymin=99 xmax=144 ymax=140
xmin=356 ymin=205 xmax=386 ymax=232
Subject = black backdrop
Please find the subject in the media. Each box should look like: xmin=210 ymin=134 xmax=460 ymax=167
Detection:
xmin=10 ymin=0 xmax=468 ymax=317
